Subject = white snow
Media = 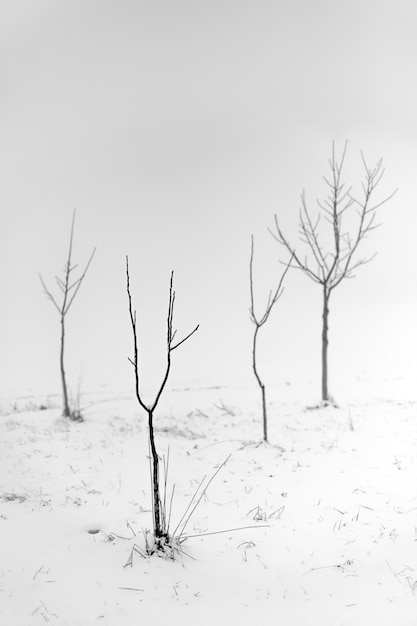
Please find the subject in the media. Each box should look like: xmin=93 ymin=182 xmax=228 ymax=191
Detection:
xmin=1 ymin=379 xmax=417 ymax=625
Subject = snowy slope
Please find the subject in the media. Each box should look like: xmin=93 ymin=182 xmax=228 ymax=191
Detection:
xmin=1 ymin=381 xmax=416 ymax=625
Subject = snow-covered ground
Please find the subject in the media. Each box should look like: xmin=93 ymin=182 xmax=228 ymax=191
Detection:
xmin=1 ymin=378 xmax=417 ymax=625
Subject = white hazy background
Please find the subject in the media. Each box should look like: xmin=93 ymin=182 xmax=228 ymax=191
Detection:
xmin=1 ymin=0 xmax=416 ymax=402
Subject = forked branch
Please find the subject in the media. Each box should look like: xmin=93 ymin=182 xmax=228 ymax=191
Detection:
xmin=39 ymin=210 xmax=96 ymax=317
xmin=249 ymin=235 xmax=292 ymax=328
xmin=126 ymin=257 xmax=199 ymax=413
xmin=269 ymin=141 xmax=396 ymax=291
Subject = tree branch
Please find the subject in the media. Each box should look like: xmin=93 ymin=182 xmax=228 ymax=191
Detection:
xmin=126 ymin=261 xmax=199 ymax=414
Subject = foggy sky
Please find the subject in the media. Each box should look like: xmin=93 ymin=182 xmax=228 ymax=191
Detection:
xmin=1 ymin=0 xmax=416 ymax=403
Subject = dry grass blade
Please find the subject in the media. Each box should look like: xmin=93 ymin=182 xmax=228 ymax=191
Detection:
xmin=173 ymin=454 xmax=232 ymax=540
xmin=181 ymin=524 xmax=269 ymax=540
xmin=171 ymin=475 xmax=207 ymax=540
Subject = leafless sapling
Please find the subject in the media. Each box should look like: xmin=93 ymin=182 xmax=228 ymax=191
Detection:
xmin=39 ymin=210 xmax=96 ymax=420
xmin=249 ymin=235 xmax=292 ymax=442
xmin=126 ymin=257 xmax=199 ymax=552
xmin=269 ymin=142 xmax=396 ymax=404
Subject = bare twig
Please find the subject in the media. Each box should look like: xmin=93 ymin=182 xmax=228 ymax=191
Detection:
xmin=213 ymin=400 xmax=235 ymax=416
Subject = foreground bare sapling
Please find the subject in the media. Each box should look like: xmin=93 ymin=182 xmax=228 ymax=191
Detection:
xmin=126 ymin=257 xmax=199 ymax=553
xmin=249 ymin=235 xmax=292 ymax=442
xmin=269 ymin=142 xmax=395 ymax=403
xmin=39 ymin=210 xmax=96 ymax=420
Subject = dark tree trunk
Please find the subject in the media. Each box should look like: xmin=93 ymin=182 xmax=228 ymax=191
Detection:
xmin=147 ymin=409 xmax=162 ymax=539
xmin=321 ymin=286 xmax=330 ymax=402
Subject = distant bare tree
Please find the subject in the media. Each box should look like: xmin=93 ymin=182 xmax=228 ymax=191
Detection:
xmin=269 ymin=142 xmax=395 ymax=404
xmin=126 ymin=257 xmax=199 ymax=552
xmin=249 ymin=235 xmax=292 ymax=442
xmin=39 ymin=210 xmax=96 ymax=420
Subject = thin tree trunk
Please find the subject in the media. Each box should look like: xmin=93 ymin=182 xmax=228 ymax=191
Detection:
xmin=60 ymin=316 xmax=70 ymax=417
xmin=147 ymin=409 xmax=162 ymax=538
xmin=252 ymin=326 xmax=268 ymax=442
xmin=261 ymin=384 xmax=267 ymax=443
xmin=321 ymin=286 xmax=330 ymax=402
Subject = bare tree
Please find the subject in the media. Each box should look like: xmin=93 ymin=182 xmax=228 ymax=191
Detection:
xmin=39 ymin=210 xmax=96 ymax=420
xmin=249 ymin=235 xmax=292 ymax=442
xmin=126 ymin=257 xmax=199 ymax=551
xmin=269 ymin=142 xmax=395 ymax=404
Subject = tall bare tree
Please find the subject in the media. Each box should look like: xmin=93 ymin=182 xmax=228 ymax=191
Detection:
xmin=126 ymin=257 xmax=198 ymax=551
xmin=39 ymin=210 xmax=96 ymax=419
xmin=269 ymin=142 xmax=395 ymax=403
xmin=249 ymin=235 xmax=292 ymax=442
